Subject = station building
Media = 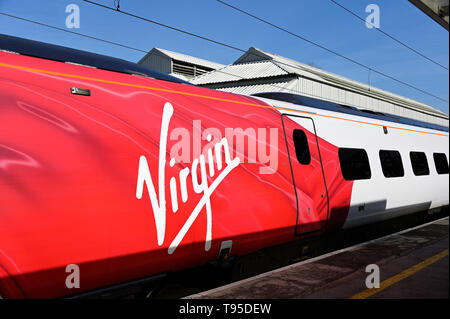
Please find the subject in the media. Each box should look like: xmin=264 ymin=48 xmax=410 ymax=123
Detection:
xmin=138 ymin=48 xmax=225 ymax=81
xmin=139 ymin=47 xmax=449 ymax=127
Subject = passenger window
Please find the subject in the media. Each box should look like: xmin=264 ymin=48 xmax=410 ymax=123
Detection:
xmin=410 ymin=152 xmax=429 ymax=176
xmin=433 ymin=153 xmax=449 ymax=175
xmin=338 ymin=148 xmax=371 ymax=180
xmin=293 ymin=129 xmax=311 ymax=165
xmin=379 ymin=150 xmax=404 ymax=178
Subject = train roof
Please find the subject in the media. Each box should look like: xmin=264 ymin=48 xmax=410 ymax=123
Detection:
xmin=252 ymin=92 xmax=449 ymax=133
xmin=0 ymin=33 xmax=189 ymax=85
xmin=1 ymin=34 xmax=448 ymax=133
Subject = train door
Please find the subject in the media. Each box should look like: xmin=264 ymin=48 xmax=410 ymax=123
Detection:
xmin=281 ymin=114 xmax=329 ymax=235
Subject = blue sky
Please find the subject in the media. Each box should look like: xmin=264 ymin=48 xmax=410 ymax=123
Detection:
xmin=0 ymin=0 xmax=448 ymax=114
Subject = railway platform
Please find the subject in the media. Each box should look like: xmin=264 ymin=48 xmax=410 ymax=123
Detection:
xmin=186 ymin=217 xmax=449 ymax=299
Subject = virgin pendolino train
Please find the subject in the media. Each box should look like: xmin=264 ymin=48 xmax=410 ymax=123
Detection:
xmin=0 ymin=34 xmax=448 ymax=298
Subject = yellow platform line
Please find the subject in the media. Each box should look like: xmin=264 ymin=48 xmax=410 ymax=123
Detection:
xmin=350 ymin=248 xmax=449 ymax=299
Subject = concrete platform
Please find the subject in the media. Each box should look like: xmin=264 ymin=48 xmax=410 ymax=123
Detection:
xmin=186 ymin=217 xmax=449 ymax=299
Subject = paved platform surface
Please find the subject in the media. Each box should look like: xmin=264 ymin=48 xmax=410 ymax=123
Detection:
xmin=186 ymin=217 xmax=449 ymax=299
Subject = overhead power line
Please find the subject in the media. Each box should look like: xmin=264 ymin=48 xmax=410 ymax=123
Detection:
xmin=214 ymin=0 xmax=448 ymax=103
xmin=82 ymin=0 xmax=245 ymax=53
xmin=0 ymin=11 xmax=358 ymax=108
xmin=0 ymin=10 xmax=447 ymax=120
xmin=329 ymin=0 xmax=449 ymax=71
xmin=1 ymin=2 xmax=448 ymax=104
xmin=0 ymin=11 xmax=147 ymax=54
xmin=3 ymin=10 xmax=427 ymax=118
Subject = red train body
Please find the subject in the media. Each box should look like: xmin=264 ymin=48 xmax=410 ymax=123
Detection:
xmin=0 ymin=36 xmax=448 ymax=298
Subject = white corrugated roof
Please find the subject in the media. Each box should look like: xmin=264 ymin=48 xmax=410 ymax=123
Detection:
xmin=239 ymin=48 xmax=448 ymax=118
xmin=193 ymin=47 xmax=448 ymax=119
xmin=213 ymin=81 xmax=294 ymax=95
xmin=154 ymin=48 xmax=225 ymax=70
xmin=191 ymin=60 xmax=288 ymax=85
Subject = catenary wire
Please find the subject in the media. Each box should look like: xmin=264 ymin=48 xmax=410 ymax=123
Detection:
xmin=214 ymin=0 xmax=449 ymax=103
xmin=0 ymin=9 xmax=447 ymax=117
xmin=329 ymin=0 xmax=448 ymax=71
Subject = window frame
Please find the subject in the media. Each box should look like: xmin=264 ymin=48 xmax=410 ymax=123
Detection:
xmin=338 ymin=148 xmax=372 ymax=181
xmin=379 ymin=150 xmax=405 ymax=178
xmin=409 ymin=151 xmax=430 ymax=176
xmin=292 ymin=129 xmax=311 ymax=165
xmin=433 ymin=153 xmax=449 ymax=175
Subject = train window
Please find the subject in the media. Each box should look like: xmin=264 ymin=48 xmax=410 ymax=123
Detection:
xmin=433 ymin=153 xmax=449 ymax=174
xmin=410 ymin=152 xmax=430 ymax=176
xmin=293 ymin=129 xmax=311 ymax=165
xmin=379 ymin=150 xmax=404 ymax=178
xmin=338 ymin=148 xmax=371 ymax=180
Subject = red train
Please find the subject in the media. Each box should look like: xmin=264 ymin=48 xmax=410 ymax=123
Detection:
xmin=0 ymin=34 xmax=448 ymax=298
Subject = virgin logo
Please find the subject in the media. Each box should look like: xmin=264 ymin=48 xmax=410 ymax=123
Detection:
xmin=136 ymin=102 xmax=240 ymax=254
